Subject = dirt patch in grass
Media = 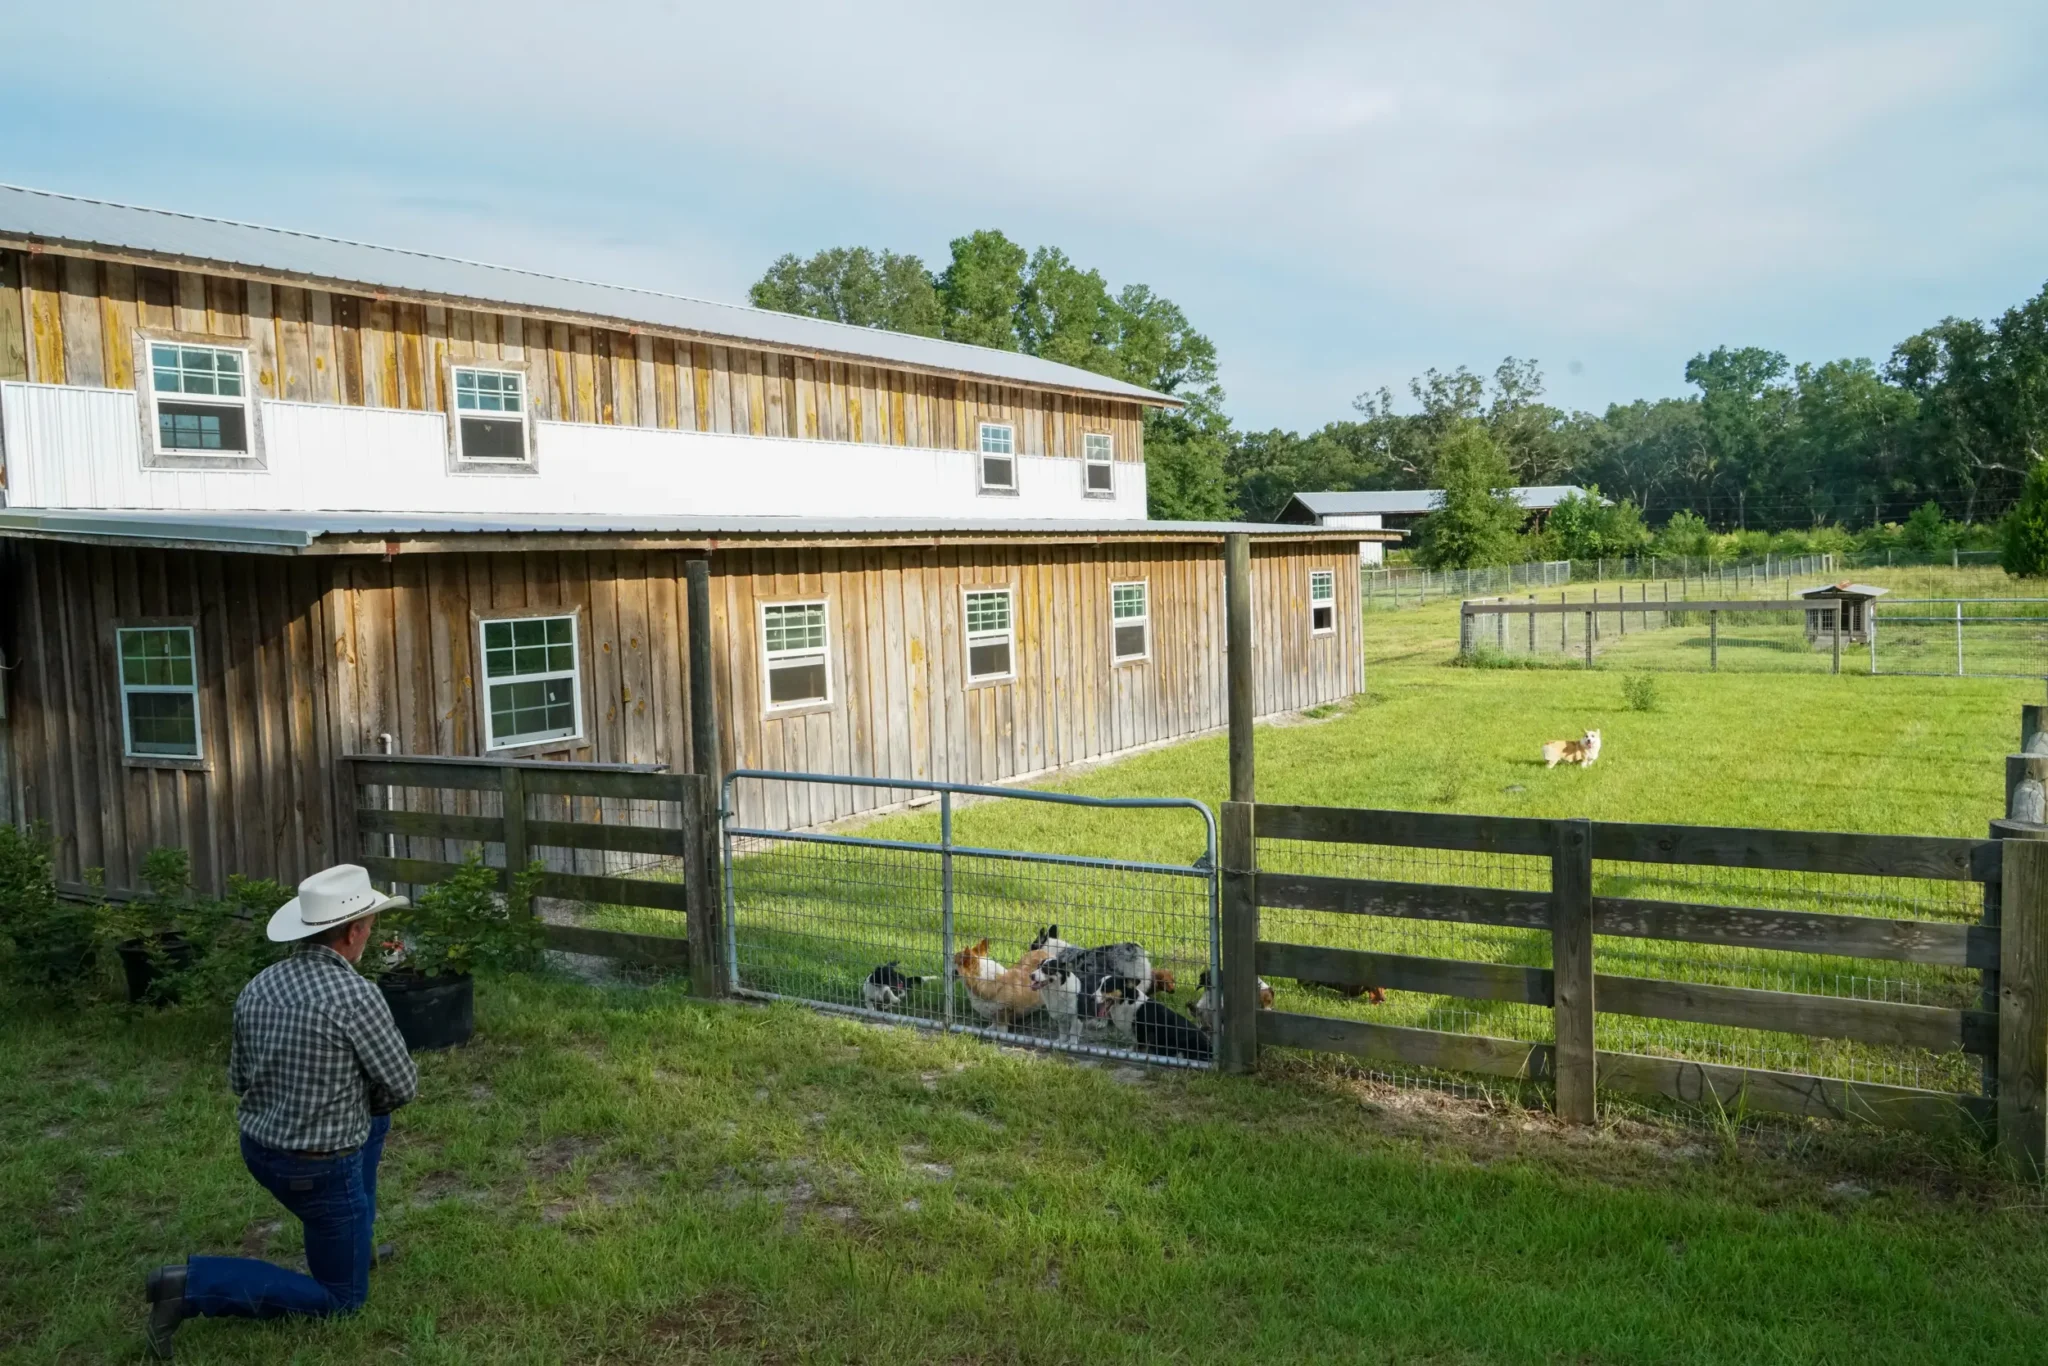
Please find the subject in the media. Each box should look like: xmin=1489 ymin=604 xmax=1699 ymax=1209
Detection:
xmin=644 ymin=1288 xmax=779 ymax=1360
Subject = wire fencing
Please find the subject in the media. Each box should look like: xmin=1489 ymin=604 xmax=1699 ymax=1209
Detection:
xmin=721 ymin=772 xmax=1220 ymax=1069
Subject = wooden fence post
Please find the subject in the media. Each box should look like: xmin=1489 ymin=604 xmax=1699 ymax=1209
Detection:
xmin=1998 ymin=837 xmax=2048 ymax=1175
xmin=2024 ymin=705 xmax=2048 ymax=757
xmin=685 ymin=558 xmax=719 ymax=783
xmin=1582 ymin=611 xmax=1593 ymax=667
xmin=1709 ymin=611 xmax=1719 ymax=671
xmin=1219 ymin=800 xmax=1259 ymax=1075
xmin=1225 ymin=534 xmax=1255 ymax=804
xmin=2009 ymin=756 xmax=2048 ymax=827
xmin=337 ymin=755 xmax=361 ymax=867
xmin=500 ymin=764 xmax=529 ymax=887
xmin=1551 ymin=818 xmax=1596 ymax=1124
xmin=682 ymin=772 xmax=727 ymax=998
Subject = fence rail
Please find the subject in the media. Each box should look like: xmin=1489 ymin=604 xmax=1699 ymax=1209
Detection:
xmin=1221 ymin=792 xmax=2048 ymax=1159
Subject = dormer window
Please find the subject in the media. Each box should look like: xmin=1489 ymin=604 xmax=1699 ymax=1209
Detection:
xmin=453 ymin=367 xmax=529 ymax=463
xmin=978 ymin=423 xmax=1016 ymax=493
xmin=150 ymin=343 xmax=252 ymax=455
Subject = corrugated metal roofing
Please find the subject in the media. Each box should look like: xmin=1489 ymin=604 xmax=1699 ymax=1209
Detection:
xmin=0 ymin=507 xmax=1390 ymax=553
xmin=1289 ymin=486 xmax=1601 ymax=518
xmin=0 ymin=183 xmax=1175 ymax=406
xmin=1798 ymin=582 xmax=1889 ymax=599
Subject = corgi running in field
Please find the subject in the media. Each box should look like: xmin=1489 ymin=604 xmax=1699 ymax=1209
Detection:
xmin=1542 ymin=729 xmax=1602 ymax=768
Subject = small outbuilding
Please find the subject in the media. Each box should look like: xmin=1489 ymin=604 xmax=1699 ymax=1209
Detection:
xmin=1800 ymin=583 xmax=1888 ymax=646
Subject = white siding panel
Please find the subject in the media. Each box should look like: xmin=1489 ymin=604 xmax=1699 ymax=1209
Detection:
xmin=0 ymin=383 xmax=1150 ymax=520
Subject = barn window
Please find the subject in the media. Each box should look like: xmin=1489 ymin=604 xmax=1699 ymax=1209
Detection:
xmin=964 ymin=588 xmax=1014 ymax=681
xmin=978 ymin=423 xmax=1016 ymax=493
xmin=480 ymin=614 xmax=581 ymax=749
xmin=118 ymin=626 xmax=202 ymax=759
xmin=761 ymin=601 xmax=831 ymax=709
xmin=453 ymin=367 xmax=529 ymax=463
xmin=149 ymin=343 xmax=252 ymax=455
xmin=1083 ymin=433 xmax=1114 ymax=497
xmin=1111 ymin=581 xmax=1149 ymax=662
xmin=1310 ymin=569 xmax=1336 ymax=635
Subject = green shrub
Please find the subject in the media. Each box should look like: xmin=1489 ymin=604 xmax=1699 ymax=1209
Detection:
xmin=0 ymin=824 xmax=97 ymax=988
xmin=1622 ymin=674 xmax=1660 ymax=712
xmin=2002 ymin=460 xmax=2048 ymax=578
xmin=364 ymin=852 xmax=545 ymax=981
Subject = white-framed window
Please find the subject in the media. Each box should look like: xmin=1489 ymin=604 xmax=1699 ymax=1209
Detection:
xmin=963 ymin=588 xmax=1015 ymax=682
xmin=978 ymin=422 xmax=1016 ymax=493
xmin=1111 ymin=580 xmax=1149 ymax=662
xmin=453 ymin=366 xmax=529 ymax=463
xmin=118 ymin=626 xmax=202 ymax=759
xmin=761 ymin=600 xmax=831 ymax=710
xmin=480 ymin=614 xmax=581 ymax=750
xmin=1083 ymin=432 xmax=1115 ymax=497
xmin=1310 ymin=569 xmax=1337 ymax=635
xmin=149 ymin=342 xmax=253 ymax=455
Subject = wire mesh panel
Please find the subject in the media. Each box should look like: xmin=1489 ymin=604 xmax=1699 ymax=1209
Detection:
xmin=724 ymin=773 xmax=1219 ymax=1069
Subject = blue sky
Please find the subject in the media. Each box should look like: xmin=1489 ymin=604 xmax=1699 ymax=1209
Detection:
xmin=5 ymin=1 xmax=2044 ymax=431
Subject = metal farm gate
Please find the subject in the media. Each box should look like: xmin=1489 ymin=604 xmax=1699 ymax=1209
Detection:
xmin=720 ymin=771 xmax=1220 ymax=1069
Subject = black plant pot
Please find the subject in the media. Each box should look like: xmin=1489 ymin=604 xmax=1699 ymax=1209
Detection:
xmin=379 ymin=971 xmax=474 ymax=1051
xmin=117 ymin=933 xmax=199 ymax=1005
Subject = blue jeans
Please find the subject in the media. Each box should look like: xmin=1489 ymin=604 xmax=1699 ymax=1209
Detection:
xmin=183 ymin=1114 xmax=389 ymax=1320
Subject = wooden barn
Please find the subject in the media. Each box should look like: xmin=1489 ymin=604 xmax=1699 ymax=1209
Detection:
xmin=0 ymin=186 xmax=1385 ymax=896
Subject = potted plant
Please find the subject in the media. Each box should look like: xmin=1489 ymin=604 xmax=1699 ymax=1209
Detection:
xmin=113 ymin=848 xmax=206 ymax=1004
xmin=0 ymin=822 xmax=97 ymax=990
xmin=363 ymin=853 xmax=544 ymax=1051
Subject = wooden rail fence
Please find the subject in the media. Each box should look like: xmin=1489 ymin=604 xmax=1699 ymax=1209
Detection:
xmin=343 ymin=754 xmax=725 ymax=994
xmin=1219 ymin=797 xmax=2048 ymax=1167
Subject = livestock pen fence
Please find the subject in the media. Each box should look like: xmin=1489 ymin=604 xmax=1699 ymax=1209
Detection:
xmin=1459 ymin=588 xmax=2048 ymax=680
xmin=1215 ymin=713 xmax=2048 ymax=1167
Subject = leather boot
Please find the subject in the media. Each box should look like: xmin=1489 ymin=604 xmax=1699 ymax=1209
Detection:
xmin=143 ymin=1264 xmax=189 ymax=1360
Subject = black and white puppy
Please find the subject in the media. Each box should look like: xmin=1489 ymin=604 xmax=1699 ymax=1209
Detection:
xmin=1097 ymin=974 xmax=1212 ymax=1061
xmin=1030 ymin=924 xmax=1153 ymax=1002
xmin=862 ymin=961 xmax=930 ymax=1011
xmin=1190 ymin=969 xmax=1274 ymax=1033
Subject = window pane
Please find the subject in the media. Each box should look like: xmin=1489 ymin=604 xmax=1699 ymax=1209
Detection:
xmin=127 ymin=692 xmax=199 ymax=757
xmin=968 ymin=641 xmax=1011 ymax=678
xmin=767 ymin=658 xmax=829 ymax=704
xmin=1085 ymin=460 xmax=1114 ymax=492
xmin=764 ymin=603 xmax=827 ymax=655
xmin=981 ymin=455 xmax=1014 ymax=489
xmin=121 ymin=628 xmax=196 ymax=687
xmin=1311 ymin=570 xmax=1335 ymax=602
xmin=460 ymin=416 xmax=526 ymax=461
xmin=489 ymin=675 xmax=577 ymax=745
xmin=158 ymin=400 xmax=249 ymax=453
xmin=483 ymin=620 xmax=512 ymax=651
xmin=1313 ymin=604 xmax=1335 ymax=632
xmin=1112 ymin=584 xmax=1146 ymax=619
xmin=965 ymin=591 xmax=1010 ymax=634
xmin=1114 ymin=623 xmax=1148 ymax=659
xmin=979 ymin=425 xmax=1013 ymax=454
xmin=1084 ymin=433 xmax=1112 ymax=459
xmin=150 ymin=344 xmax=178 ymax=369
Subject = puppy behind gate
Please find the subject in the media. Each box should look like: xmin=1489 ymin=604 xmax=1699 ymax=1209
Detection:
xmin=862 ymin=962 xmax=930 ymax=1011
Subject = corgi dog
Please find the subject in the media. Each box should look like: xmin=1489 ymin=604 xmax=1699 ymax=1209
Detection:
xmin=1542 ymin=729 xmax=1602 ymax=769
xmin=861 ymin=961 xmax=930 ymax=1011
xmin=953 ymin=938 xmax=1049 ymax=1025
xmin=1191 ymin=969 xmax=1273 ymax=1033
xmin=1028 ymin=925 xmax=1153 ymax=1003
xmin=1030 ymin=957 xmax=1094 ymax=1041
xmin=1097 ymin=975 xmax=1212 ymax=1061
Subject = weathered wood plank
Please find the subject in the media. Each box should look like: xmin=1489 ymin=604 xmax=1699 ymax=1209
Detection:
xmin=1551 ymin=818 xmax=1597 ymax=1124
xmin=524 ymin=818 xmax=688 ymax=857
xmin=1258 ymin=803 xmax=1557 ymax=856
xmin=1257 ymin=940 xmax=1552 ymax=1004
xmin=534 ymin=870 xmax=689 ymax=912
xmin=1999 ymin=838 xmax=2048 ymax=1171
xmin=518 ymin=767 xmax=684 ymax=801
xmin=1596 ymin=973 xmax=1992 ymax=1055
xmin=1260 ymin=1009 xmax=1556 ymax=1080
xmin=543 ymin=923 xmax=689 ymax=966
xmin=1592 ymin=822 xmax=1985 ymax=882
xmin=348 ymin=759 xmax=506 ymax=791
xmin=0 ymin=251 xmax=26 ymax=379
xmin=357 ymin=808 xmax=504 ymax=843
xmin=1594 ymin=895 xmax=1992 ymax=968
xmin=1220 ymin=801 xmax=1259 ymax=1072
xmin=1257 ymin=870 xmax=1553 ymax=929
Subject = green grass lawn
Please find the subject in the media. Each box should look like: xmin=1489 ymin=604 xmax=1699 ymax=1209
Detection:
xmin=8 ymin=979 xmax=2048 ymax=1366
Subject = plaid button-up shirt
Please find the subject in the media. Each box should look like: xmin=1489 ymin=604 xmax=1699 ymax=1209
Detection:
xmin=229 ymin=944 xmax=418 ymax=1153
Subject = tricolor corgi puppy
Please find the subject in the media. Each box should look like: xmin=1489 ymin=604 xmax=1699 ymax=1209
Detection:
xmin=1097 ymin=975 xmax=1212 ymax=1061
xmin=1028 ymin=925 xmax=1152 ymax=1003
xmin=861 ymin=961 xmax=930 ymax=1011
xmin=953 ymin=938 xmax=1049 ymax=1026
xmin=1191 ymin=969 xmax=1273 ymax=1033
xmin=1030 ymin=957 xmax=1090 ymax=1041
xmin=1541 ymin=729 xmax=1602 ymax=768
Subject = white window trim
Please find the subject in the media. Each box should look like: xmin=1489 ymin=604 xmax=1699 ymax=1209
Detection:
xmin=977 ymin=422 xmax=1018 ymax=494
xmin=450 ymin=364 xmax=534 ymax=469
xmin=962 ymin=586 xmax=1016 ymax=683
xmin=117 ymin=624 xmax=204 ymax=762
xmin=759 ymin=599 xmax=833 ymax=713
xmin=1083 ymin=432 xmax=1115 ymax=498
xmin=139 ymin=336 xmax=262 ymax=468
xmin=479 ymin=613 xmax=584 ymax=751
xmin=1111 ymin=579 xmax=1150 ymax=664
xmin=1309 ymin=569 xmax=1337 ymax=636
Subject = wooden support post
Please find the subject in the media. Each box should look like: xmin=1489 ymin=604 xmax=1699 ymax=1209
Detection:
xmin=1551 ymin=818 xmax=1596 ymax=1125
xmin=1219 ymin=801 xmax=1259 ymax=1074
xmin=499 ymin=764 xmax=529 ymax=885
xmin=2023 ymin=705 xmax=2047 ymax=757
xmin=1458 ymin=605 xmax=1473 ymax=657
xmin=682 ymin=771 xmax=727 ymax=998
xmin=685 ymin=558 xmax=719 ymax=782
xmin=1831 ymin=603 xmax=1842 ymax=675
xmin=1956 ymin=601 xmax=1966 ymax=677
xmin=1495 ymin=608 xmax=1506 ymax=652
xmin=1528 ymin=595 xmax=1537 ymax=651
xmin=1869 ymin=601 xmax=1879 ymax=674
xmin=1998 ymin=837 xmax=2048 ymax=1174
xmin=2009 ymin=755 xmax=2048 ymax=826
xmin=1709 ymin=611 xmax=1719 ymax=671
xmin=1225 ymin=533 xmax=1255 ymax=804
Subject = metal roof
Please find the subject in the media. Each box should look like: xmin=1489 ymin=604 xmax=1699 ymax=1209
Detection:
xmin=0 ymin=183 xmax=1175 ymax=407
xmin=1797 ymin=582 xmax=1889 ymax=599
xmin=1287 ymin=485 xmax=1602 ymax=519
xmin=0 ymin=508 xmax=1391 ymax=554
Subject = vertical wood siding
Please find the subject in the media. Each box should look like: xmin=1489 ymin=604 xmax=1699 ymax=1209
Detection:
xmin=2 ymin=250 xmax=1146 ymax=462
xmin=4 ymin=537 xmax=1357 ymax=892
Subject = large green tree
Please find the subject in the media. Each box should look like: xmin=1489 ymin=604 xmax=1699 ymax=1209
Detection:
xmin=1411 ymin=423 xmax=1524 ymax=568
xmin=2003 ymin=459 xmax=2048 ymax=577
xmin=748 ymin=247 xmax=942 ymax=336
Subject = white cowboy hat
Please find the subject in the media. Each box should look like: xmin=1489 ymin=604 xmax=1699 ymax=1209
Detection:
xmin=267 ymin=864 xmax=410 ymax=942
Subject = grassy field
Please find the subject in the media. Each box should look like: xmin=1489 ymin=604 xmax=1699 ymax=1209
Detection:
xmin=8 ymin=979 xmax=2048 ymax=1366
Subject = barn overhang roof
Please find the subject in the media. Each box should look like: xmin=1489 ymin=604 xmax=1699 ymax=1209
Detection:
xmin=0 ymin=508 xmax=1397 ymax=557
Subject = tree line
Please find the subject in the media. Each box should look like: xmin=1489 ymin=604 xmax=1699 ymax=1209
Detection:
xmin=749 ymin=234 xmax=2048 ymax=571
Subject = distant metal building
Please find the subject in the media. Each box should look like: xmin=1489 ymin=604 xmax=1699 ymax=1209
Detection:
xmin=1278 ymin=486 xmax=1603 ymax=564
